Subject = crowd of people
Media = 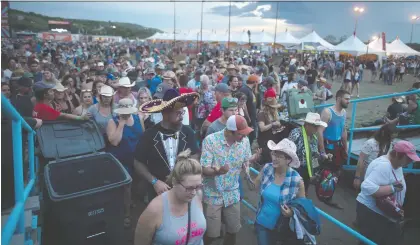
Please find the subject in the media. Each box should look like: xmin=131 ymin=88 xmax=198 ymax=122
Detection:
xmin=1 ymin=38 xmax=420 ymax=245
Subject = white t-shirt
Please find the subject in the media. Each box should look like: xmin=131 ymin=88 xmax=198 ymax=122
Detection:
xmin=356 ymin=155 xmax=406 ymax=220
xmin=360 ymin=139 xmax=380 ymax=168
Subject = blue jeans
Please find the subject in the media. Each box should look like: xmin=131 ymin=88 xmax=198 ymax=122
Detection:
xmin=255 ymin=223 xmax=277 ymax=245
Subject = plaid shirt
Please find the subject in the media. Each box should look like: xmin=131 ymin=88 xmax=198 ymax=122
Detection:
xmin=257 ymin=163 xmax=302 ymax=215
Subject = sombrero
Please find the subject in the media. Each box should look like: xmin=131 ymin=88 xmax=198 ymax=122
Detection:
xmin=139 ymin=89 xmax=199 ymax=113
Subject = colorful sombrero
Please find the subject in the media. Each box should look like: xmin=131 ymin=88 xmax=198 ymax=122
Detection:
xmin=139 ymin=89 xmax=199 ymax=113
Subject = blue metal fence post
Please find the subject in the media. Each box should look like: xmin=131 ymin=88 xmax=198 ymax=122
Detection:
xmin=28 ymin=132 xmax=35 ymax=180
xmin=12 ymin=119 xmax=25 ymax=234
xmin=347 ymin=102 xmax=357 ymax=166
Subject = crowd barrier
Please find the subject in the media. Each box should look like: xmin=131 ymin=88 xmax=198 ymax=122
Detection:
xmin=1 ymin=96 xmax=37 ymax=245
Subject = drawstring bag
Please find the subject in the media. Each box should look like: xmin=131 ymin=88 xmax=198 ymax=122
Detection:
xmin=315 ymin=169 xmax=338 ymax=201
xmin=376 ymin=170 xmax=404 ymax=220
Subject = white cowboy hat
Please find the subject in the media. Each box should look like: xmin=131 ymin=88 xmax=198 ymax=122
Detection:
xmin=53 ymin=83 xmax=68 ymax=92
xmin=267 ymin=139 xmax=300 ymax=168
xmin=300 ymin=112 xmax=328 ymax=127
xmin=97 ymin=62 xmax=104 ymax=67
xmin=118 ymin=77 xmax=135 ymax=88
xmin=99 ymin=85 xmax=114 ymax=97
xmin=297 ymin=66 xmax=306 ymax=71
xmin=114 ymin=98 xmax=137 ymax=114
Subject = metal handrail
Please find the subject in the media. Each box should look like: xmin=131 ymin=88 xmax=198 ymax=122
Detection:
xmin=1 ymin=95 xmax=37 ymax=245
xmin=242 ymin=167 xmax=377 ymax=245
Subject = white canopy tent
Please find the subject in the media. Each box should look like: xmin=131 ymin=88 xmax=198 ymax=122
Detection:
xmin=334 ymin=34 xmax=385 ymax=56
xmin=299 ymin=31 xmax=336 ymax=50
xmin=254 ymin=31 xmax=275 ymax=44
xmin=274 ymin=31 xmax=300 ymax=46
xmin=367 ymin=37 xmax=386 ymax=52
xmin=386 ymin=38 xmax=420 ymax=56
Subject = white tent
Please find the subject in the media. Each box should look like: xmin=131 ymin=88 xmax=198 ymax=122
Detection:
xmin=299 ymin=30 xmax=336 ymax=49
xmin=335 ymin=34 xmax=385 ymax=56
xmin=274 ymin=31 xmax=300 ymax=46
xmin=254 ymin=31 xmax=275 ymax=44
xmin=367 ymin=37 xmax=386 ymax=52
xmin=386 ymin=37 xmax=420 ymax=56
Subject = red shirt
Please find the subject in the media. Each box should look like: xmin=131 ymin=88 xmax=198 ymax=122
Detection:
xmin=179 ymin=87 xmax=194 ymax=121
xmin=206 ymin=102 xmax=222 ymax=123
xmin=33 ymin=102 xmax=60 ymax=121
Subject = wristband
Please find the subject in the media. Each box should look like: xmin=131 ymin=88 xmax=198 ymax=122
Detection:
xmin=151 ymin=178 xmax=158 ymax=186
xmin=354 ymin=176 xmax=360 ymax=180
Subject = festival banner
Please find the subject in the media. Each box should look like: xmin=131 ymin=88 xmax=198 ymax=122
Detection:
xmin=41 ymin=32 xmax=72 ymax=42
xmin=1 ymin=1 xmax=11 ymax=38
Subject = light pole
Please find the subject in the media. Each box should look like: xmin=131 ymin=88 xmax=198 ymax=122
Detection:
xmin=200 ymin=1 xmax=204 ymax=52
xmin=410 ymin=15 xmax=419 ymax=43
xmin=228 ymin=1 xmax=231 ymax=51
xmin=173 ymin=0 xmax=176 ymax=45
xmin=273 ymin=2 xmax=279 ymax=46
xmin=353 ymin=6 xmax=365 ymax=35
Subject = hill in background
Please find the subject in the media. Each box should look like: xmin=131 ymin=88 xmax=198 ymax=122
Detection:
xmin=9 ymin=8 xmax=161 ymax=39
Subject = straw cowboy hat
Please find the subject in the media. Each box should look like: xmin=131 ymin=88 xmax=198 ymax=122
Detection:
xmin=162 ymin=71 xmax=176 ymax=80
xmin=114 ymin=98 xmax=138 ymax=114
xmin=227 ymin=63 xmax=239 ymax=71
xmin=99 ymin=85 xmax=114 ymax=97
xmin=267 ymin=139 xmax=300 ymax=168
xmin=299 ymin=112 xmax=328 ymax=127
xmin=53 ymin=83 xmax=68 ymax=92
xmin=118 ymin=77 xmax=135 ymax=87
xmin=139 ymin=89 xmax=199 ymax=113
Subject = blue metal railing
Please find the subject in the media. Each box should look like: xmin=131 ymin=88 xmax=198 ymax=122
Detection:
xmin=314 ymin=89 xmax=420 ymax=174
xmin=242 ymin=167 xmax=377 ymax=245
xmin=1 ymin=95 xmax=37 ymax=245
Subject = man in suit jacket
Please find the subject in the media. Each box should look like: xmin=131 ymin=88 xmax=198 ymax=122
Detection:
xmin=134 ymin=89 xmax=199 ymax=200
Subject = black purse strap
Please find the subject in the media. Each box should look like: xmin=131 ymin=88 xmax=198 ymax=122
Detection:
xmin=185 ymin=202 xmax=191 ymax=245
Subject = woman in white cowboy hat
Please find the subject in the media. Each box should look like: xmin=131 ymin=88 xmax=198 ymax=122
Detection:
xmin=245 ymin=138 xmax=305 ymax=245
xmin=51 ymin=82 xmax=73 ymax=114
xmin=87 ymin=85 xmax=115 ymax=135
xmin=114 ymin=76 xmax=138 ymax=109
xmin=107 ymin=97 xmax=144 ymax=228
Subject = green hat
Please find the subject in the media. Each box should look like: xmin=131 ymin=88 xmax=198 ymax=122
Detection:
xmin=23 ymin=72 xmax=34 ymax=79
xmin=221 ymin=97 xmax=238 ymax=109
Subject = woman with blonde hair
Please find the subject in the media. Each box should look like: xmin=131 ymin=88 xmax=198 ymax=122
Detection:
xmin=137 ymin=87 xmax=154 ymax=130
xmin=73 ymin=90 xmax=93 ymax=116
xmin=257 ymin=89 xmax=286 ymax=166
xmin=134 ymin=149 xmax=206 ymax=245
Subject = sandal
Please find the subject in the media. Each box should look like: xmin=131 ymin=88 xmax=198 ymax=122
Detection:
xmin=124 ymin=217 xmax=131 ymax=228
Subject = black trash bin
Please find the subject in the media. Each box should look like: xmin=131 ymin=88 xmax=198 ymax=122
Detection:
xmin=37 ymin=121 xmax=132 ymax=245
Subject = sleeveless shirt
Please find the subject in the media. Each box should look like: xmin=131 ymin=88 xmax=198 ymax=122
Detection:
xmin=153 ymin=192 xmax=206 ymax=245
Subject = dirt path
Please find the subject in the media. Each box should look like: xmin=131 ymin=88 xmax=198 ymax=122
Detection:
xmin=329 ymin=72 xmax=418 ymax=128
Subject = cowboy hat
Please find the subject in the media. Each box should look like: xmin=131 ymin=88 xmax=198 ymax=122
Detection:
xmin=53 ymin=83 xmax=68 ymax=92
xmin=99 ymin=85 xmax=114 ymax=97
xmin=118 ymin=77 xmax=135 ymax=87
xmin=267 ymin=139 xmax=300 ymax=168
xmin=299 ymin=112 xmax=328 ymax=127
xmin=114 ymin=98 xmax=138 ymax=114
xmin=139 ymin=89 xmax=199 ymax=113
xmin=162 ymin=71 xmax=176 ymax=80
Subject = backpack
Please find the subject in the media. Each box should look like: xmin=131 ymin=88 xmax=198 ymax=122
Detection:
xmin=325 ymin=89 xmax=333 ymax=101
xmin=286 ymin=88 xmax=315 ymax=119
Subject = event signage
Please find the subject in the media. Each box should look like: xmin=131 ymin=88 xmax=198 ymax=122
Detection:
xmin=41 ymin=32 xmax=72 ymax=42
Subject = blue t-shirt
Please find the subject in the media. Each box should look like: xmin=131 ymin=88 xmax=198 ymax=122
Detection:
xmin=256 ymin=183 xmax=282 ymax=230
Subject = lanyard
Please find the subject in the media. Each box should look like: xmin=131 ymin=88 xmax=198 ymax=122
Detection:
xmin=302 ymin=126 xmax=313 ymax=178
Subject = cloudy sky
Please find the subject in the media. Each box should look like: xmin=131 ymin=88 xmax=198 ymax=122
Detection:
xmin=11 ymin=1 xmax=420 ymax=43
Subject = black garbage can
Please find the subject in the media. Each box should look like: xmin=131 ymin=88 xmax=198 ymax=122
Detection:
xmin=37 ymin=121 xmax=132 ymax=245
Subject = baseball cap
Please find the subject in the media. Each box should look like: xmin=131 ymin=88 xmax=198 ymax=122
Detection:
xmin=393 ymin=141 xmax=420 ymax=162
xmin=194 ymin=70 xmax=203 ymax=76
xmin=247 ymin=75 xmax=259 ymax=84
xmin=221 ymin=97 xmax=238 ymax=109
xmin=17 ymin=77 xmax=33 ymax=88
xmin=215 ymin=83 xmax=230 ymax=93
xmin=298 ymin=79 xmax=308 ymax=87
xmin=154 ymin=82 xmax=173 ymax=99
xmin=33 ymin=82 xmax=54 ymax=92
xmin=226 ymin=115 xmax=254 ymax=136
xmin=264 ymin=89 xmax=277 ymax=99
xmin=264 ymin=76 xmax=277 ymax=85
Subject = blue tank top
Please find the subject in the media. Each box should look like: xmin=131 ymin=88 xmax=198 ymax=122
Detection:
xmin=323 ymin=107 xmax=346 ymax=149
xmin=256 ymin=183 xmax=281 ymax=230
xmin=153 ymin=192 xmax=206 ymax=245
xmin=107 ymin=114 xmax=143 ymax=165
